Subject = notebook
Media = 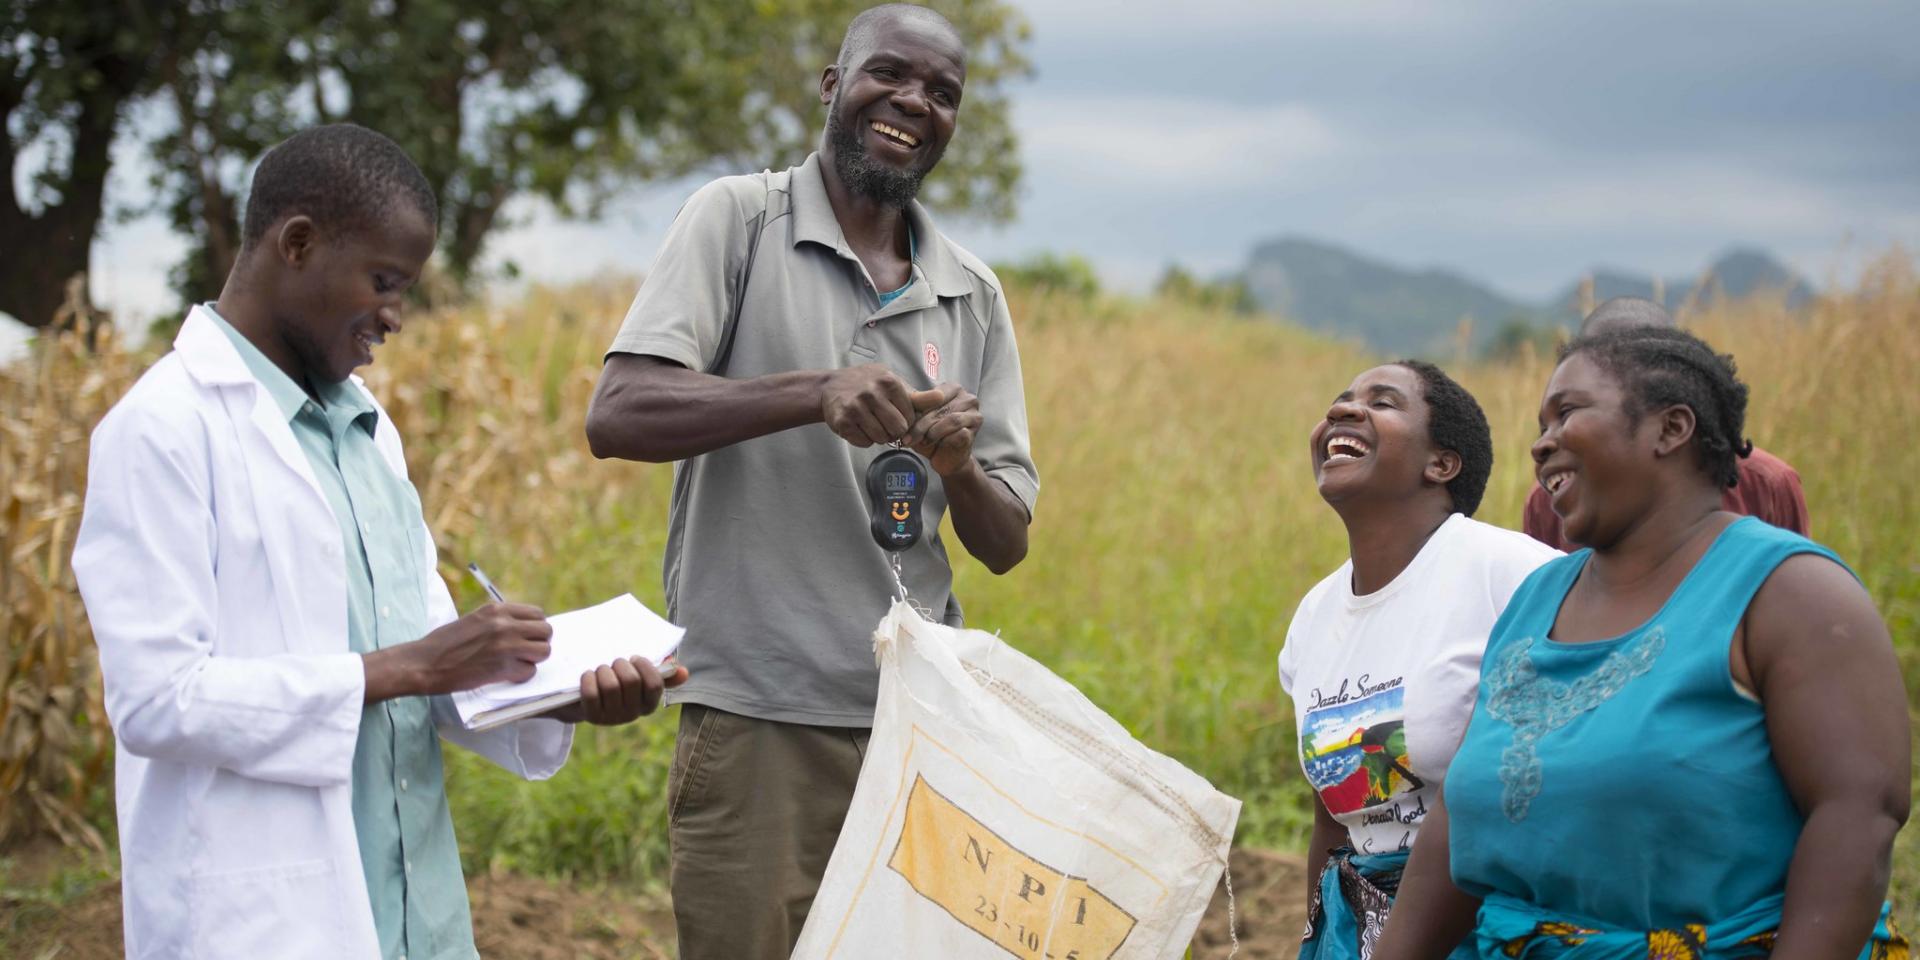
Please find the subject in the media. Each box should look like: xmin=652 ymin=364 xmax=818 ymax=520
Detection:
xmin=452 ymin=593 xmax=685 ymax=731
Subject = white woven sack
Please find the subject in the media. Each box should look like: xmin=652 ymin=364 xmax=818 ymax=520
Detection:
xmin=792 ymin=601 xmax=1242 ymax=960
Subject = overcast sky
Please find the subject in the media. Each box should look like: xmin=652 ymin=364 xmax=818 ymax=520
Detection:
xmin=65 ymin=0 xmax=1920 ymax=329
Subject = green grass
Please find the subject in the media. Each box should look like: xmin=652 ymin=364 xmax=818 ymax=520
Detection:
xmin=425 ymin=267 xmax=1919 ymax=936
xmin=432 ymin=284 xmax=1361 ymax=886
xmin=11 ymin=258 xmax=1918 ymax=937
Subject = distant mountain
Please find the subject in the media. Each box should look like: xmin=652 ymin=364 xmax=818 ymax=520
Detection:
xmin=1242 ymin=238 xmax=1532 ymax=356
xmin=1546 ymin=247 xmax=1815 ymax=318
xmin=1239 ymin=239 xmax=1814 ymax=355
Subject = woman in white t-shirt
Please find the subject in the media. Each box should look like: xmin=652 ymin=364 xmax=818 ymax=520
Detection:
xmin=1278 ymin=360 xmax=1559 ymax=960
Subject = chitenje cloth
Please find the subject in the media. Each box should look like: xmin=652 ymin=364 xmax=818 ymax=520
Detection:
xmin=1298 ymin=847 xmax=1476 ymax=960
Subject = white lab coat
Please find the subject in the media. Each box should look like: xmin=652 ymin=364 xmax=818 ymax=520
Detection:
xmin=72 ymin=305 xmax=573 ymax=959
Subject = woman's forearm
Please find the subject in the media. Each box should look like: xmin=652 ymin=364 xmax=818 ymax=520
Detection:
xmin=1372 ymin=793 xmax=1479 ymax=960
xmin=1771 ymin=799 xmax=1903 ymax=960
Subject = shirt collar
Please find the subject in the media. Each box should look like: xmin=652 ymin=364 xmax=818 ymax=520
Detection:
xmin=789 ymin=152 xmax=971 ymax=299
xmin=203 ymin=303 xmax=378 ymax=433
xmin=204 ymin=304 xmax=310 ymax=422
xmin=315 ymin=378 xmax=379 ymax=437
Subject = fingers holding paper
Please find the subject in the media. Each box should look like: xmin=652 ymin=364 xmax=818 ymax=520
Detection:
xmin=550 ymin=657 xmax=688 ymax=725
xmin=450 ymin=593 xmax=686 ymax=729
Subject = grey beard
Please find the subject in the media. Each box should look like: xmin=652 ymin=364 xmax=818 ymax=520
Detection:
xmin=826 ymin=102 xmax=928 ymax=208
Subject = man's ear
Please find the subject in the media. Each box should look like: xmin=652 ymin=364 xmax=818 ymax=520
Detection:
xmin=275 ymin=215 xmax=318 ymax=269
xmin=1425 ymin=448 xmax=1463 ymax=487
xmin=820 ymin=64 xmax=841 ymax=107
xmin=1651 ymin=404 xmax=1698 ymax=459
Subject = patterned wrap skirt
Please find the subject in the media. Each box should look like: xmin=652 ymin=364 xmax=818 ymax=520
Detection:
xmin=1474 ymin=892 xmax=1908 ymax=960
xmin=1300 ymin=847 xmax=1477 ymax=960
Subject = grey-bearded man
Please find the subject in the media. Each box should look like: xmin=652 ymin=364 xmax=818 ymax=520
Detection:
xmin=584 ymin=5 xmax=1040 ymax=958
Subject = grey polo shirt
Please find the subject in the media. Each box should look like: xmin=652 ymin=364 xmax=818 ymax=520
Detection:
xmin=606 ymin=152 xmax=1039 ymax=727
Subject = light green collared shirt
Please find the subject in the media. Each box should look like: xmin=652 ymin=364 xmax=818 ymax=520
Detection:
xmin=210 ymin=308 xmax=475 ymax=960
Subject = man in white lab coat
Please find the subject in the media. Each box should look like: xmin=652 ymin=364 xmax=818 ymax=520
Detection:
xmin=72 ymin=124 xmax=681 ymax=960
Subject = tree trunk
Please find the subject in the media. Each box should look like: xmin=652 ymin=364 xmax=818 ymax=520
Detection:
xmin=0 ymin=18 xmax=147 ymax=330
xmin=0 ymin=77 xmax=122 ymax=329
xmin=446 ymin=191 xmax=506 ymax=286
xmin=170 ymin=74 xmax=241 ymax=291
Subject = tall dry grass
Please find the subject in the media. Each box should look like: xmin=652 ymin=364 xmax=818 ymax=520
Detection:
xmin=0 ymin=319 xmax=137 ymax=850
xmin=2 ymin=257 xmax=1916 ymax=923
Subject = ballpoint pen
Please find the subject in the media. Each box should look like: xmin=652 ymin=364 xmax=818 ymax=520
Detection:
xmin=467 ymin=562 xmax=681 ymax=678
xmin=467 ymin=562 xmax=507 ymax=603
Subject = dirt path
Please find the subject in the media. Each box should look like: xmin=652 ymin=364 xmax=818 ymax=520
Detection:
xmin=2 ymin=871 xmax=678 ymax=960
xmin=1194 ymin=848 xmax=1309 ymax=960
xmin=4 ymin=845 xmax=1304 ymax=959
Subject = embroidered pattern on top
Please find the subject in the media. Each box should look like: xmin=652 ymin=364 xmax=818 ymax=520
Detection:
xmin=1482 ymin=629 xmax=1666 ymax=823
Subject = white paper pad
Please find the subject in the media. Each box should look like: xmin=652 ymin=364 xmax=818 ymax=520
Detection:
xmin=451 ymin=593 xmax=685 ymax=731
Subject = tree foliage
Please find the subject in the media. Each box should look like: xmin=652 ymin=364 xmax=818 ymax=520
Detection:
xmin=1156 ymin=264 xmax=1257 ymax=315
xmin=2 ymin=0 xmax=1031 ymax=324
xmin=154 ymin=0 xmax=1033 ymax=295
xmin=994 ymin=252 xmax=1102 ymax=300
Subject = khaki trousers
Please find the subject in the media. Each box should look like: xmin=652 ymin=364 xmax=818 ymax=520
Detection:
xmin=667 ymin=704 xmax=870 ymax=960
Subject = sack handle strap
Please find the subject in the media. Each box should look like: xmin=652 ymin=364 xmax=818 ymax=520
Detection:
xmin=705 ymin=172 xmax=776 ymax=376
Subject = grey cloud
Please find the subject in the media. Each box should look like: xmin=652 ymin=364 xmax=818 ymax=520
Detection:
xmin=972 ymin=0 xmax=1919 ymax=297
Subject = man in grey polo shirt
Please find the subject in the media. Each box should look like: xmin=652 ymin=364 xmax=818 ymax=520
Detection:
xmin=584 ymin=5 xmax=1037 ymax=958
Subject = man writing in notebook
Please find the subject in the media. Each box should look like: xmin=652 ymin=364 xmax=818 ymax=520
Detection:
xmin=73 ymin=124 xmax=683 ymax=960
xmin=585 ymin=5 xmax=1040 ymax=957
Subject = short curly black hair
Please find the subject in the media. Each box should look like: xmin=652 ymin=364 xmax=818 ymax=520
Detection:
xmin=1392 ymin=359 xmax=1494 ymax=517
xmin=241 ymin=124 xmax=437 ymax=249
xmin=1558 ymin=326 xmax=1751 ymax=488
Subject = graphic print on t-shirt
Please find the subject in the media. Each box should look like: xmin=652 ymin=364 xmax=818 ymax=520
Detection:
xmin=1300 ymin=680 xmax=1421 ymax=817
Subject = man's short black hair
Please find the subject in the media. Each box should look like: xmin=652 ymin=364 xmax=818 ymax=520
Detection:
xmin=836 ymin=3 xmax=963 ymax=71
xmin=241 ymin=124 xmax=437 ymax=249
xmin=1393 ymin=359 xmax=1494 ymax=517
xmin=1559 ymin=327 xmax=1751 ymax=489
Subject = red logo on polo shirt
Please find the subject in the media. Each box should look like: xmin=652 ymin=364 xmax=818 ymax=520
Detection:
xmin=923 ymin=342 xmax=941 ymax=381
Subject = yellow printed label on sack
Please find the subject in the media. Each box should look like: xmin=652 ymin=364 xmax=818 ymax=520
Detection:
xmin=886 ymin=775 xmax=1137 ymax=960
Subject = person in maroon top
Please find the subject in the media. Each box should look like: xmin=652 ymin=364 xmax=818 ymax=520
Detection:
xmin=1523 ymin=297 xmax=1809 ymax=551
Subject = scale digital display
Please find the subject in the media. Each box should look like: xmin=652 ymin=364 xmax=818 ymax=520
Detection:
xmin=868 ymin=449 xmax=928 ymax=553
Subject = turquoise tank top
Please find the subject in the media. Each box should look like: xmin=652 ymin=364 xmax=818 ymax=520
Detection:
xmin=1445 ymin=517 xmax=1840 ymax=931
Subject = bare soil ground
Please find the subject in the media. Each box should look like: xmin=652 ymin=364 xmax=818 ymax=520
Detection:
xmin=3 ymin=841 xmax=1303 ymax=959
xmin=1193 ymin=847 xmax=1309 ymax=960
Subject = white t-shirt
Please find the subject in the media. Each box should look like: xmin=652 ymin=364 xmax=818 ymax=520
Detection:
xmin=1277 ymin=513 xmax=1560 ymax=854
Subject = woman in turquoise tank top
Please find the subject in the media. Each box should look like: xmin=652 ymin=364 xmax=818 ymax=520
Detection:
xmin=1372 ymin=326 xmax=1909 ymax=960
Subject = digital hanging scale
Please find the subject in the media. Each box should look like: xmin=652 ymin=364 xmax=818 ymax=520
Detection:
xmin=866 ymin=448 xmax=929 ymax=552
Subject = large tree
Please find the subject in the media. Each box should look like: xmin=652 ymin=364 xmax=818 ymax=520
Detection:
xmin=0 ymin=1 xmax=179 ymax=329
xmin=2 ymin=0 xmax=1030 ymax=326
xmin=154 ymin=0 xmax=1031 ymax=297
